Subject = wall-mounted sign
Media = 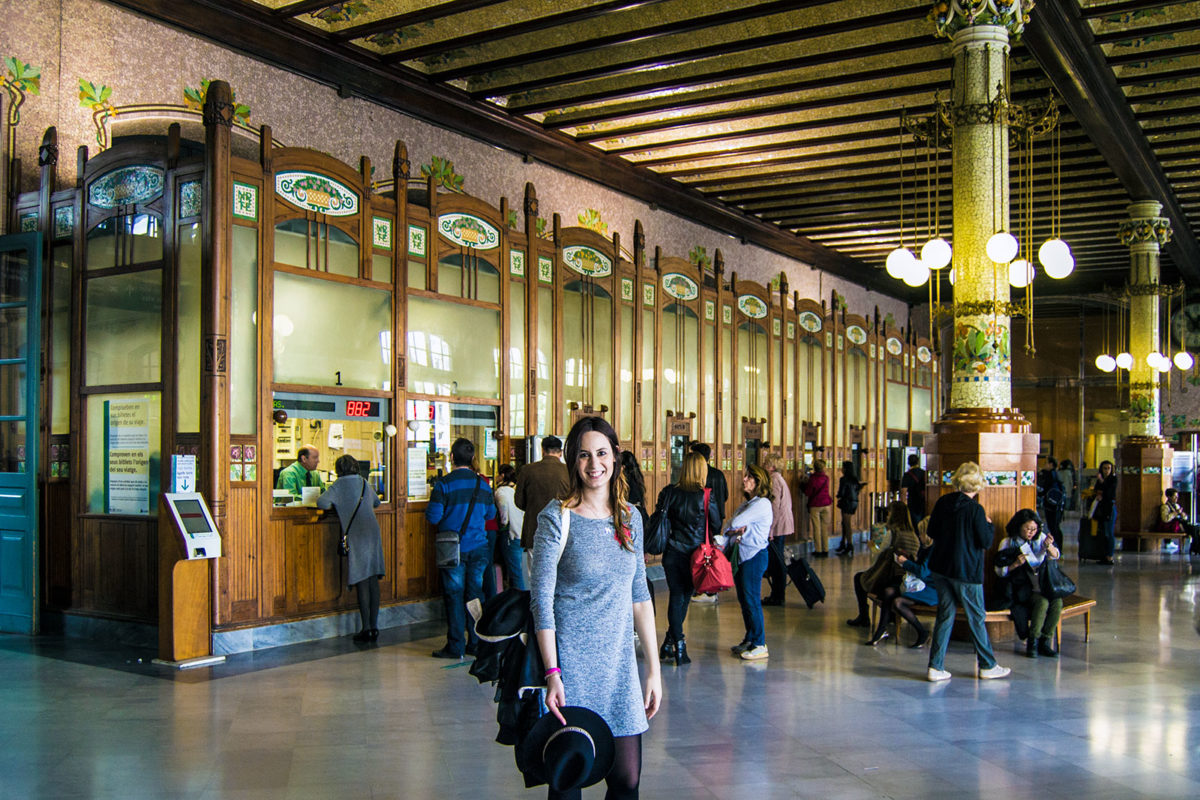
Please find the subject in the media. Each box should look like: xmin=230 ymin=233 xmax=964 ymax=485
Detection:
xmin=886 ymin=337 xmax=904 ymax=356
xmin=798 ymin=310 xmax=823 ymax=333
xmin=438 ymin=212 xmax=499 ymax=250
xmin=662 ymin=272 xmax=699 ymax=301
xmin=105 ymin=399 xmax=151 ymax=514
xmin=917 ymin=345 xmax=932 ymax=363
xmin=737 ymin=294 xmax=768 ymax=319
xmin=89 ymin=165 xmax=165 ymax=209
xmin=275 ymin=171 xmax=359 ymax=216
xmin=563 ymin=245 xmax=613 ymax=277
xmin=846 ymin=325 xmax=867 ymax=345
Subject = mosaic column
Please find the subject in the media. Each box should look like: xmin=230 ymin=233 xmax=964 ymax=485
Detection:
xmin=922 ymin=2 xmax=1039 ymax=530
xmin=1117 ymin=200 xmax=1174 ymax=541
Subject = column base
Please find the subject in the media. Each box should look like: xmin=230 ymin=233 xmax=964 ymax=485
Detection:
xmin=1117 ymin=437 xmax=1173 ymax=547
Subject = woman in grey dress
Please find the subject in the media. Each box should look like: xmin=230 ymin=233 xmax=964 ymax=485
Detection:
xmin=531 ymin=416 xmax=662 ymax=799
xmin=317 ymin=455 xmax=383 ymax=642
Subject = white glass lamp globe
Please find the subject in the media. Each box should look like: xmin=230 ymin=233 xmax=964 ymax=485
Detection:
xmin=920 ymin=237 xmax=952 ymax=269
xmin=886 ymin=247 xmax=916 ymax=280
xmin=904 ymin=257 xmax=931 ymax=287
xmin=1147 ymin=351 xmax=1164 ymax=369
xmin=1157 ymin=359 xmax=1172 ymax=374
xmin=948 ymin=268 xmax=956 ymax=285
xmin=1008 ymin=259 xmax=1034 ymax=288
xmin=1115 ymin=352 xmax=1133 ymax=370
xmin=1039 ymin=239 xmax=1074 ymax=279
xmin=1095 ymin=354 xmax=1117 ymax=372
xmin=1174 ymin=351 xmax=1194 ymax=371
xmin=986 ymin=231 xmax=1019 ymax=263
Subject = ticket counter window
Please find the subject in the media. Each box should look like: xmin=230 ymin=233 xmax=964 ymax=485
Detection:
xmin=405 ymin=400 xmax=499 ymax=501
xmin=271 ymin=393 xmax=391 ymax=505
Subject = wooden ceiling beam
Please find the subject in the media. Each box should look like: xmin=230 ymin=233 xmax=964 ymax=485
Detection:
xmin=504 ymin=36 xmax=937 ymax=112
xmin=329 ymin=0 xmax=510 ymax=41
xmin=374 ymin=0 xmax=671 ymax=61
xmin=471 ymin=9 xmax=930 ymax=98
xmin=420 ymin=0 xmax=815 ymax=81
xmin=1024 ymin=0 xmax=1200 ymax=282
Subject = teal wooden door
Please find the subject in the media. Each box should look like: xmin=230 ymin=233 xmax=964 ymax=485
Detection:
xmin=0 ymin=233 xmax=41 ymax=634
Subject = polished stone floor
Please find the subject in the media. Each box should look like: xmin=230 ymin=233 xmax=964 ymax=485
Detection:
xmin=3 ymin=517 xmax=1199 ymax=799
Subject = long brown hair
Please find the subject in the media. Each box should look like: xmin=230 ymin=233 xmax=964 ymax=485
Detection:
xmin=562 ymin=416 xmax=633 ymax=551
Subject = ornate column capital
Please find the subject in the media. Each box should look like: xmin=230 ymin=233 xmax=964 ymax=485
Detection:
xmin=1118 ymin=217 xmax=1172 ymax=248
xmin=932 ymin=1 xmax=1033 ymax=39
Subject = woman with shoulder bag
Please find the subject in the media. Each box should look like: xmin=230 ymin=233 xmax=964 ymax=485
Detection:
xmin=1088 ymin=460 xmax=1119 ymax=565
xmin=652 ymin=451 xmax=722 ymax=666
xmin=317 ymin=455 xmax=383 ymax=642
xmin=530 ymin=416 xmax=661 ymax=800
xmin=722 ymin=464 xmax=775 ymax=660
xmin=995 ymin=509 xmax=1063 ymax=658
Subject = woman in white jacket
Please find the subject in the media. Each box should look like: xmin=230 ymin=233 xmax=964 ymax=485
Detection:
xmin=722 ymin=464 xmax=775 ymax=661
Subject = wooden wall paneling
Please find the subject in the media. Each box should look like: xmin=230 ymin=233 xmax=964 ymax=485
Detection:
xmin=266 ymin=516 xmax=288 ymax=617
xmin=392 ymin=140 xmax=409 ymax=594
xmin=376 ymin=510 xmax=396 ymax=601
xmin=286 ymin=515 xmax=348 ymax=615
xmin=221 ymin=485 xmax=259 ymax=624
xmin=78 ymin=517 xmax=157 ymax=620
xmin=404 ymin=506 xmax=432 ymax=598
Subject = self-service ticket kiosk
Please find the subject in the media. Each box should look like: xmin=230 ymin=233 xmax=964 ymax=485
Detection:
xmin=156 ymin=493 xmax=225 ymax=668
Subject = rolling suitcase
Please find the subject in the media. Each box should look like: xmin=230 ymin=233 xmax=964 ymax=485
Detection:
xmin=786 ymin=557 xmax=825 ymax=608
xmin=1077 ymin=515 xmax=1107 ymax=561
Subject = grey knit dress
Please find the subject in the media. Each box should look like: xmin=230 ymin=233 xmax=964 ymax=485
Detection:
xmin=530 ymin=500 xmax=651 ymax=737
xmin=316 ymin=475 xmax=383 ymax=586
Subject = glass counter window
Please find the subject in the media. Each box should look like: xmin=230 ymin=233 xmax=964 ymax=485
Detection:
xmin=271 ymin=392 xmax=392 ymax=506
xmin=405 ymin=399 xmax=499 ymax=501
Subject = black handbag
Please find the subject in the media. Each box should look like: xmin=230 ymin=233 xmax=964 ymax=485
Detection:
xmin=337 ymin=480 xmax=367 ymax=557
xmin=435 ymin=475 xmax=482 ymax=568
xmin=645 ymin=492 xmax=671 ymax=556
xmin=1039 ymin=558 xmax=1077 ymax=600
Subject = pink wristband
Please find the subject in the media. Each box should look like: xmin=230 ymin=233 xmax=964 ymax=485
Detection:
xmin=544 ymin=667 xmax=561 ymax=678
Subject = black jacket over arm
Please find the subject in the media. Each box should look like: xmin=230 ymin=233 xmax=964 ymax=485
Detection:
xmin=657 ymin=484 xmax=723 ymax=554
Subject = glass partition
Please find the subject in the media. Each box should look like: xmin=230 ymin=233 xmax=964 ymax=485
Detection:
xmin=406 ymin=295 xmax=499 ymax=399
xmin=274 ymin=219 xmax=359 ymax=277
xmin=620 ymin=304 xmax=635 ymax=441
xmin=563 ymin=280 xmax=613 ymax=429
xmin=847 ymin=349 xmax=869 ymax=427
xmin=273 ymin=271 xmax=392 ymax=390
xmin=404 ymin=399 xmax=499 ymax=500
xmin=86 ymin=214 xmax=162 ymax=269
xmin=50 ymin=244 xmax=71 ymax=433
xmin=85 ymin=269 xmax=162 ymax=386
xmin=661 ymin=304 xmax=698 ymax=420
xmin=176 ymin=222 xmax=201 ymax=431
xmin=231 ymin=225 xmax=258 ymax=434
xmin=509 ymin=283 xmax=526 ymax=437
xmin=439 ymin=254 xmax=500 ymax=303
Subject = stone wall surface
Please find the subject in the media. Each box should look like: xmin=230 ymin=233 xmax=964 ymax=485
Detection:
xmin=1 ymin=0 xmax=908 ymax=325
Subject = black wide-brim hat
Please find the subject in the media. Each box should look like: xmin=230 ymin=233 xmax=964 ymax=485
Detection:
xmin=517 ymin=706 xmax=615 ymax=791
xmin=470 ymin=587 xmax=529 ymax=641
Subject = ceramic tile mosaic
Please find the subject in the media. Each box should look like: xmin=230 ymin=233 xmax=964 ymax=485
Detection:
xmin=510 ymin=249 xmax=525 ymax=276
xmin=232 ymin=182 xmax=257 ymax=220
xmin=372 ymin=216 xmax=392 ymax=250
xmin=407 ymin=224 xmax=426 ymax=256
xmin=53 ymin=206 xmax=73 ymax=238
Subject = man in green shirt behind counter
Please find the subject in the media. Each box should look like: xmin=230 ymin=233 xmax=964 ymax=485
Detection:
xmin=277 ymin=445 xmax=326 ymax=497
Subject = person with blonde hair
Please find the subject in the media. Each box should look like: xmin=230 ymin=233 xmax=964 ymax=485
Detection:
xmin=761 ymin=455 xmax=793 ymax=606
xmin=648 ymin=450 xmax=722 ymax=665
xmin=924 ymin=461 xmax=1010 ymax=682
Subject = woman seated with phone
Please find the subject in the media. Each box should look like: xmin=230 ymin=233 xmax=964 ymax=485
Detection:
xmin=995 ymin=509 xmax=1062 ymax=659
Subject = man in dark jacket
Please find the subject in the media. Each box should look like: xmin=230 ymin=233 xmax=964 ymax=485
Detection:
xmin=1038 ymin=456 xmax=1065 ymax=548
xmin=901 ymin=453 xmax=926 ymax=523
xmin=924 ymin=461 xmax=1010 ymax=683
xmin=514 ymin=436 xmax=569 ymax=551
xmin=426 ymin=438 xmax=496 ymax=659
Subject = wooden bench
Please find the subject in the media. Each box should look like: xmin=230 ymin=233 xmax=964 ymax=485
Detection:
xmin=1123 ymin=530 xmax=1190 ymax=554
xmin=868 ymin=592 xmax=1095 ymax=647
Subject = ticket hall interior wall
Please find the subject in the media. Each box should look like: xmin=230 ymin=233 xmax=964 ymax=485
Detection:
xmin=6 ymin=1 xmax=937 ymax=637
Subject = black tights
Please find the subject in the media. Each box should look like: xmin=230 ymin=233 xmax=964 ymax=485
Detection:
xmin=547 ymin=734 xmax=641 ymax=800
xmin=355 ymin=575 xmax=380 ymax=630
xmin=870 ymin=586 xmax=926 ymax=642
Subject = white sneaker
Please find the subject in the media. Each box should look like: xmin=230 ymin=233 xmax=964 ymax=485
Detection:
xmin=927 ymin=667 xmax=952 ymax=682
xmin=692 ymin=593 xmax=718 ymax=604
xmin=979 ymin=664 xmax=1011 ymax=680
xmin=740 ymin=645 xmax=769 ymax=660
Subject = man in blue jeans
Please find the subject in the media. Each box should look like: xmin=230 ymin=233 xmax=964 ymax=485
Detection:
xmin=426 ymin=438 xmax=496 ymax=659
xmin=924 ymin=461 xmax=1010 ymax=682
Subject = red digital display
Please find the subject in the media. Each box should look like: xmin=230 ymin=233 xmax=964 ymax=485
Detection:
xmin=345 ymin=400 xmax=377 ymax=418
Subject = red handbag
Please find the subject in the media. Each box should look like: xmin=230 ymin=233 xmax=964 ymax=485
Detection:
xmin=691 ymin=488 xmax=734 ymax=593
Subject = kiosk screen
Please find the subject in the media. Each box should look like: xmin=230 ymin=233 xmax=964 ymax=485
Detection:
xmin=175 ymin=499 xmax=212 ymax=535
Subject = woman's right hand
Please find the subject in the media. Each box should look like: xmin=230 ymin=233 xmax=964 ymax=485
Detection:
xmin=545 ymin=673 xmax=567 ymax=724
